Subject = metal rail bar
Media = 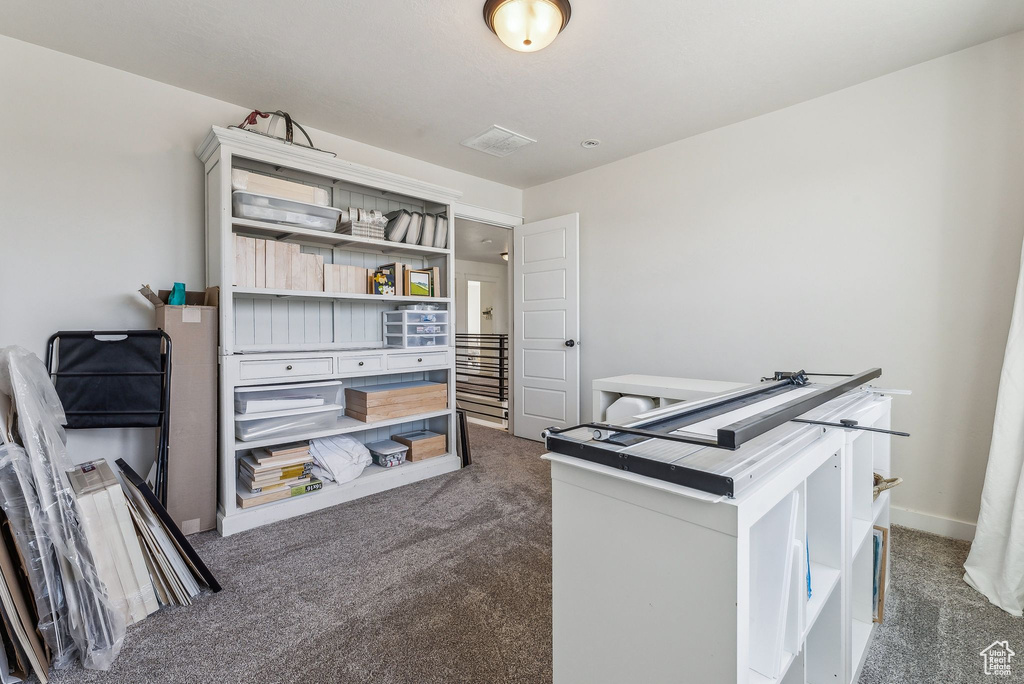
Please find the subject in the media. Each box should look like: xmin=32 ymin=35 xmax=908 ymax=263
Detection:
xmin=717 ymin=368 xmax=882 ymax=448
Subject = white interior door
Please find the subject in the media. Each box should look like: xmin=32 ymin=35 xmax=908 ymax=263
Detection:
xmin=513 ymin=213 xmax=580 ymax=441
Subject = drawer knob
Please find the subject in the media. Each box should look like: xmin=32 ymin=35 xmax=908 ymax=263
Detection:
xmin=358 ymin=361 xmax=364 ymax=366
xmin=418 ymin=358 xmax=423 ymax=362
xmin=286 ymin=365 xmax=293 ymax=370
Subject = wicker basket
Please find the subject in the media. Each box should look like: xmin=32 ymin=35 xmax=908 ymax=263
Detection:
xmin=336 ymin=220 xmax=386 ymax=240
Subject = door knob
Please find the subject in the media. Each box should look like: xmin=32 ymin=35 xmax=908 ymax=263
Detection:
xmin=564 ymin=340 xmax=576 ymax=348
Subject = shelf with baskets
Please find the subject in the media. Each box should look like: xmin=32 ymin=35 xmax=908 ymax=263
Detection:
xmin=198 ymin=125 xmax=462 ymax=536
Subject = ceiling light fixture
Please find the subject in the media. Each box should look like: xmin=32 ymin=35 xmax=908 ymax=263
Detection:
xmin=483 ymin=0 xmax=571 ymax=53
xmin=581 ymin=139 xmax=601 ymax=148
xmin=501 ymin=251 xmax=509 ymax=261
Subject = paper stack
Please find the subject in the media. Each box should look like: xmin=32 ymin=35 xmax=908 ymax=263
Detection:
xmin=68 ymin=460 xmax=159 ymax=626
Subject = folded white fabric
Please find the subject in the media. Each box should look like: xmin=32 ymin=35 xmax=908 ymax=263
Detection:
xmin=309 ymin=434 xmax=372 ymax=484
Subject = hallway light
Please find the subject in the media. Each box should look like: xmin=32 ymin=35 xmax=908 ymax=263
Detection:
xmin=501 ymin=252 xmax=509 ymax=261
xmin=483 ymin=0 xmax=571 ymax=53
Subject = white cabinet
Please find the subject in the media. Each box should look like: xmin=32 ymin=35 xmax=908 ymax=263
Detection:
xmin=546 ymin=378 xmax=892 ymax=684
xmin=197 ymin=126 xmax=462 ymax=536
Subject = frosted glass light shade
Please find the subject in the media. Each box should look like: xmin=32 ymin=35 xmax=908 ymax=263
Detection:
xmin=484 ymin=0 xmax=571 ymax=53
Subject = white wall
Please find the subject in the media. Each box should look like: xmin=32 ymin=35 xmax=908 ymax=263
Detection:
xmin=523 ymin=32 xmax=1024 ymax=532
xmin=0 ymin=35 xmax=521 ymax=471
xmin=454 ymin=259 xmax=510 ymax=335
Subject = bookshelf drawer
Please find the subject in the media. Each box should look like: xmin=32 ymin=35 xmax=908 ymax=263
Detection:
xmin=238 ymin=357 xmax=334 ymax=381
xmin=338 ymin=354 xmax=385 ymax=373
xmin=387 ymin=350 xmax=448 ymax=371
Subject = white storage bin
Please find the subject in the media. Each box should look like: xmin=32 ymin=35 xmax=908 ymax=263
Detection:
xmin=400 ymin=310 xmax=448 ymax=323
xmin=386 ymin=335 xmax=447 ymax=348
xmin=406 ymin=323 xmax=445 ymax=335
xmin=383 ymin=310 xmax=450 ymax=348
xmin=365 ymin=439 xmax=408 ymax=468
xmin=232 ymin=190 xmax=341 ymax=232
xmin=234 ymin=381 xmax=343 ymax=414
xmin=235 ymin=404 xmax=340 ymax=441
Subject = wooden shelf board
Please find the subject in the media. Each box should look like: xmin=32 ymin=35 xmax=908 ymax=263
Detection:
xmin=233 ymin=286 xmax=451 ymax=304
xmin=232 ymin=216 xmax=452 ymax=256
xmin=871 ymin=489 xmax=889 ymax=523
xmin=851 ymin=619 xmax=874 ymax=677
xmin=234 ymin=408 xmax=452 ymax=451
xmin=805 ymin=562 xmax=841 ymax=638
xmin=852 ymin=519 xmax=872 ymax=557
xmin=221 ymin=453 xmax=461 ymax=534
xmin=748 ymin=649 xmax=796 ymax=684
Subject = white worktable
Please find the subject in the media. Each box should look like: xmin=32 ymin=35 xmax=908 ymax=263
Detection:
xmin=548 ymin=375 xmax=893 ymax=684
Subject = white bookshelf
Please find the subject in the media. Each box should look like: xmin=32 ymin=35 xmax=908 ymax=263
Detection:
xmin=546 ymin=379 xmax=893 ymax=684
xmin=196 ymin=126 xmax=463 ymax=536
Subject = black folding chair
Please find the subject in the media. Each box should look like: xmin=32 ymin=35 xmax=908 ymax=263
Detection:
xmin=46 ymin=330 xmax=172 ymax=504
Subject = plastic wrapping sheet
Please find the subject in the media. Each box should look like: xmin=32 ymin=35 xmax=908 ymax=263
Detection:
xmin=0 ymin=347 xmax=124 ymax=670
xmin=0 ymin=441 xmax=76 ymax=668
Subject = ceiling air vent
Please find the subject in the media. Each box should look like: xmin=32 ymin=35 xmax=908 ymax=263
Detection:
xmin=461 ymin=125 xmax=536 ymax=157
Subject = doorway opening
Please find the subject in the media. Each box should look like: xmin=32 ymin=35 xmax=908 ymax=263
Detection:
xmin=454 ymin=218 xmax=511 ymax=431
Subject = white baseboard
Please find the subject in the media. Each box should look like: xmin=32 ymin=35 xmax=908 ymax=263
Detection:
xmin=890 ymin=506 xmax=977 ymax=541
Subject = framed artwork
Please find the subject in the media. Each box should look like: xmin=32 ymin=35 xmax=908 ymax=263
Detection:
xmin=407 ymin=268 xmax=433 ymax=297
xmin=372 ymin=263 xmax=403 ymax=296
xmin=872 ymin=525 xmax=888 ymax=622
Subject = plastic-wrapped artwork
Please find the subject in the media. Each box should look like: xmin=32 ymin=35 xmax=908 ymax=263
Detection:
xmin=0 ymin=347 xmax=125 ymax=670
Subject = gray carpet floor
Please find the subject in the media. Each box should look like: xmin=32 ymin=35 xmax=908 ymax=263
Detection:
xmin=860 ymin=527 xmax=1024 ymax=683
xmin=48 ymin=425 xmax=1021 ymax=683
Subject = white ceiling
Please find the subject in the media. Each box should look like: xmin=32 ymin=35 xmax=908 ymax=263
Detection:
xmin=4 ymin=1 xmax=1023 ymax=188
xmin=455 ymin=219 xmax=510 ymax=265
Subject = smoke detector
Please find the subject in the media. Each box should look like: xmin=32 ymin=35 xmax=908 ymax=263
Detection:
xmin=461 ymin=125 xmax=536 ymax=157
xmin=581 ymin=139 xmax=601 ymax=149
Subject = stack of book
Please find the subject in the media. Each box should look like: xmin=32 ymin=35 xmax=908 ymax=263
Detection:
xmin=236 ymin=442 xmax=323 ymax=509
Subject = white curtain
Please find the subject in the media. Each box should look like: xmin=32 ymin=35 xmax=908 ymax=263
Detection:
xmin=964 ymin=240 xmax=1024 ymax=616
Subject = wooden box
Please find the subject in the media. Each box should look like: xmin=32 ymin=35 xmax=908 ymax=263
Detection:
xmin=324 ymin=264 xmax=369 ymax=294
xmin=393 ymin=430 xmax=447 ymax=461
xmin=344 ymin=381 xmax=447 ymax=423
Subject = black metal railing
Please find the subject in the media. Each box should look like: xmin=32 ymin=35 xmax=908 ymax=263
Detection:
xmin=456 ymin=333 xmax=509 ymax=426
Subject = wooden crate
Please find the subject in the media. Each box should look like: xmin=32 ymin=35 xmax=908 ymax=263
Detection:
xmin=393 ymin=430 xmax=447 ymax=461
xmin=344 ymin=381 xmax=447 ymax=422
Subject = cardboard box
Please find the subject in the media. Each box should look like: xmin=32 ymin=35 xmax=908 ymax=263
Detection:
xmin=139 ymin=285 xmax=219 ymax=534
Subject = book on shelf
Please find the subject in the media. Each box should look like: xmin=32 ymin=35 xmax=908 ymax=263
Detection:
xmin=236 ymin=478 xmax=324 ymax=509
xmin=240 ymin=472 xmax=313 ymax=492
xmin=240 ymin=452 xmax=313 ymax=474
xmin=261 ymin=442 xmax=310 ymax=457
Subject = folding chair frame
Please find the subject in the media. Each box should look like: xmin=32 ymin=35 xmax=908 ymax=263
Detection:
xmin=46 ymin=330 xmax=172 ymax=504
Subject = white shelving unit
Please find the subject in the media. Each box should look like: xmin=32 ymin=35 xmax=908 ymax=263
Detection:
xmin=546 ymin=377 xmax=893 ymax=684
xmin=197 ymin=126 xmax=463 ymax=536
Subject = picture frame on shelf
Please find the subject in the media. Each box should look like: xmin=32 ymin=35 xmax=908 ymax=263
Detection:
xmin=872 ymin=525 xmax=888 ymax=622
xmin=406 ymin=268 xmax=433 ymax=297
xmin=372 ymin=263 xmax=404 ymax=296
